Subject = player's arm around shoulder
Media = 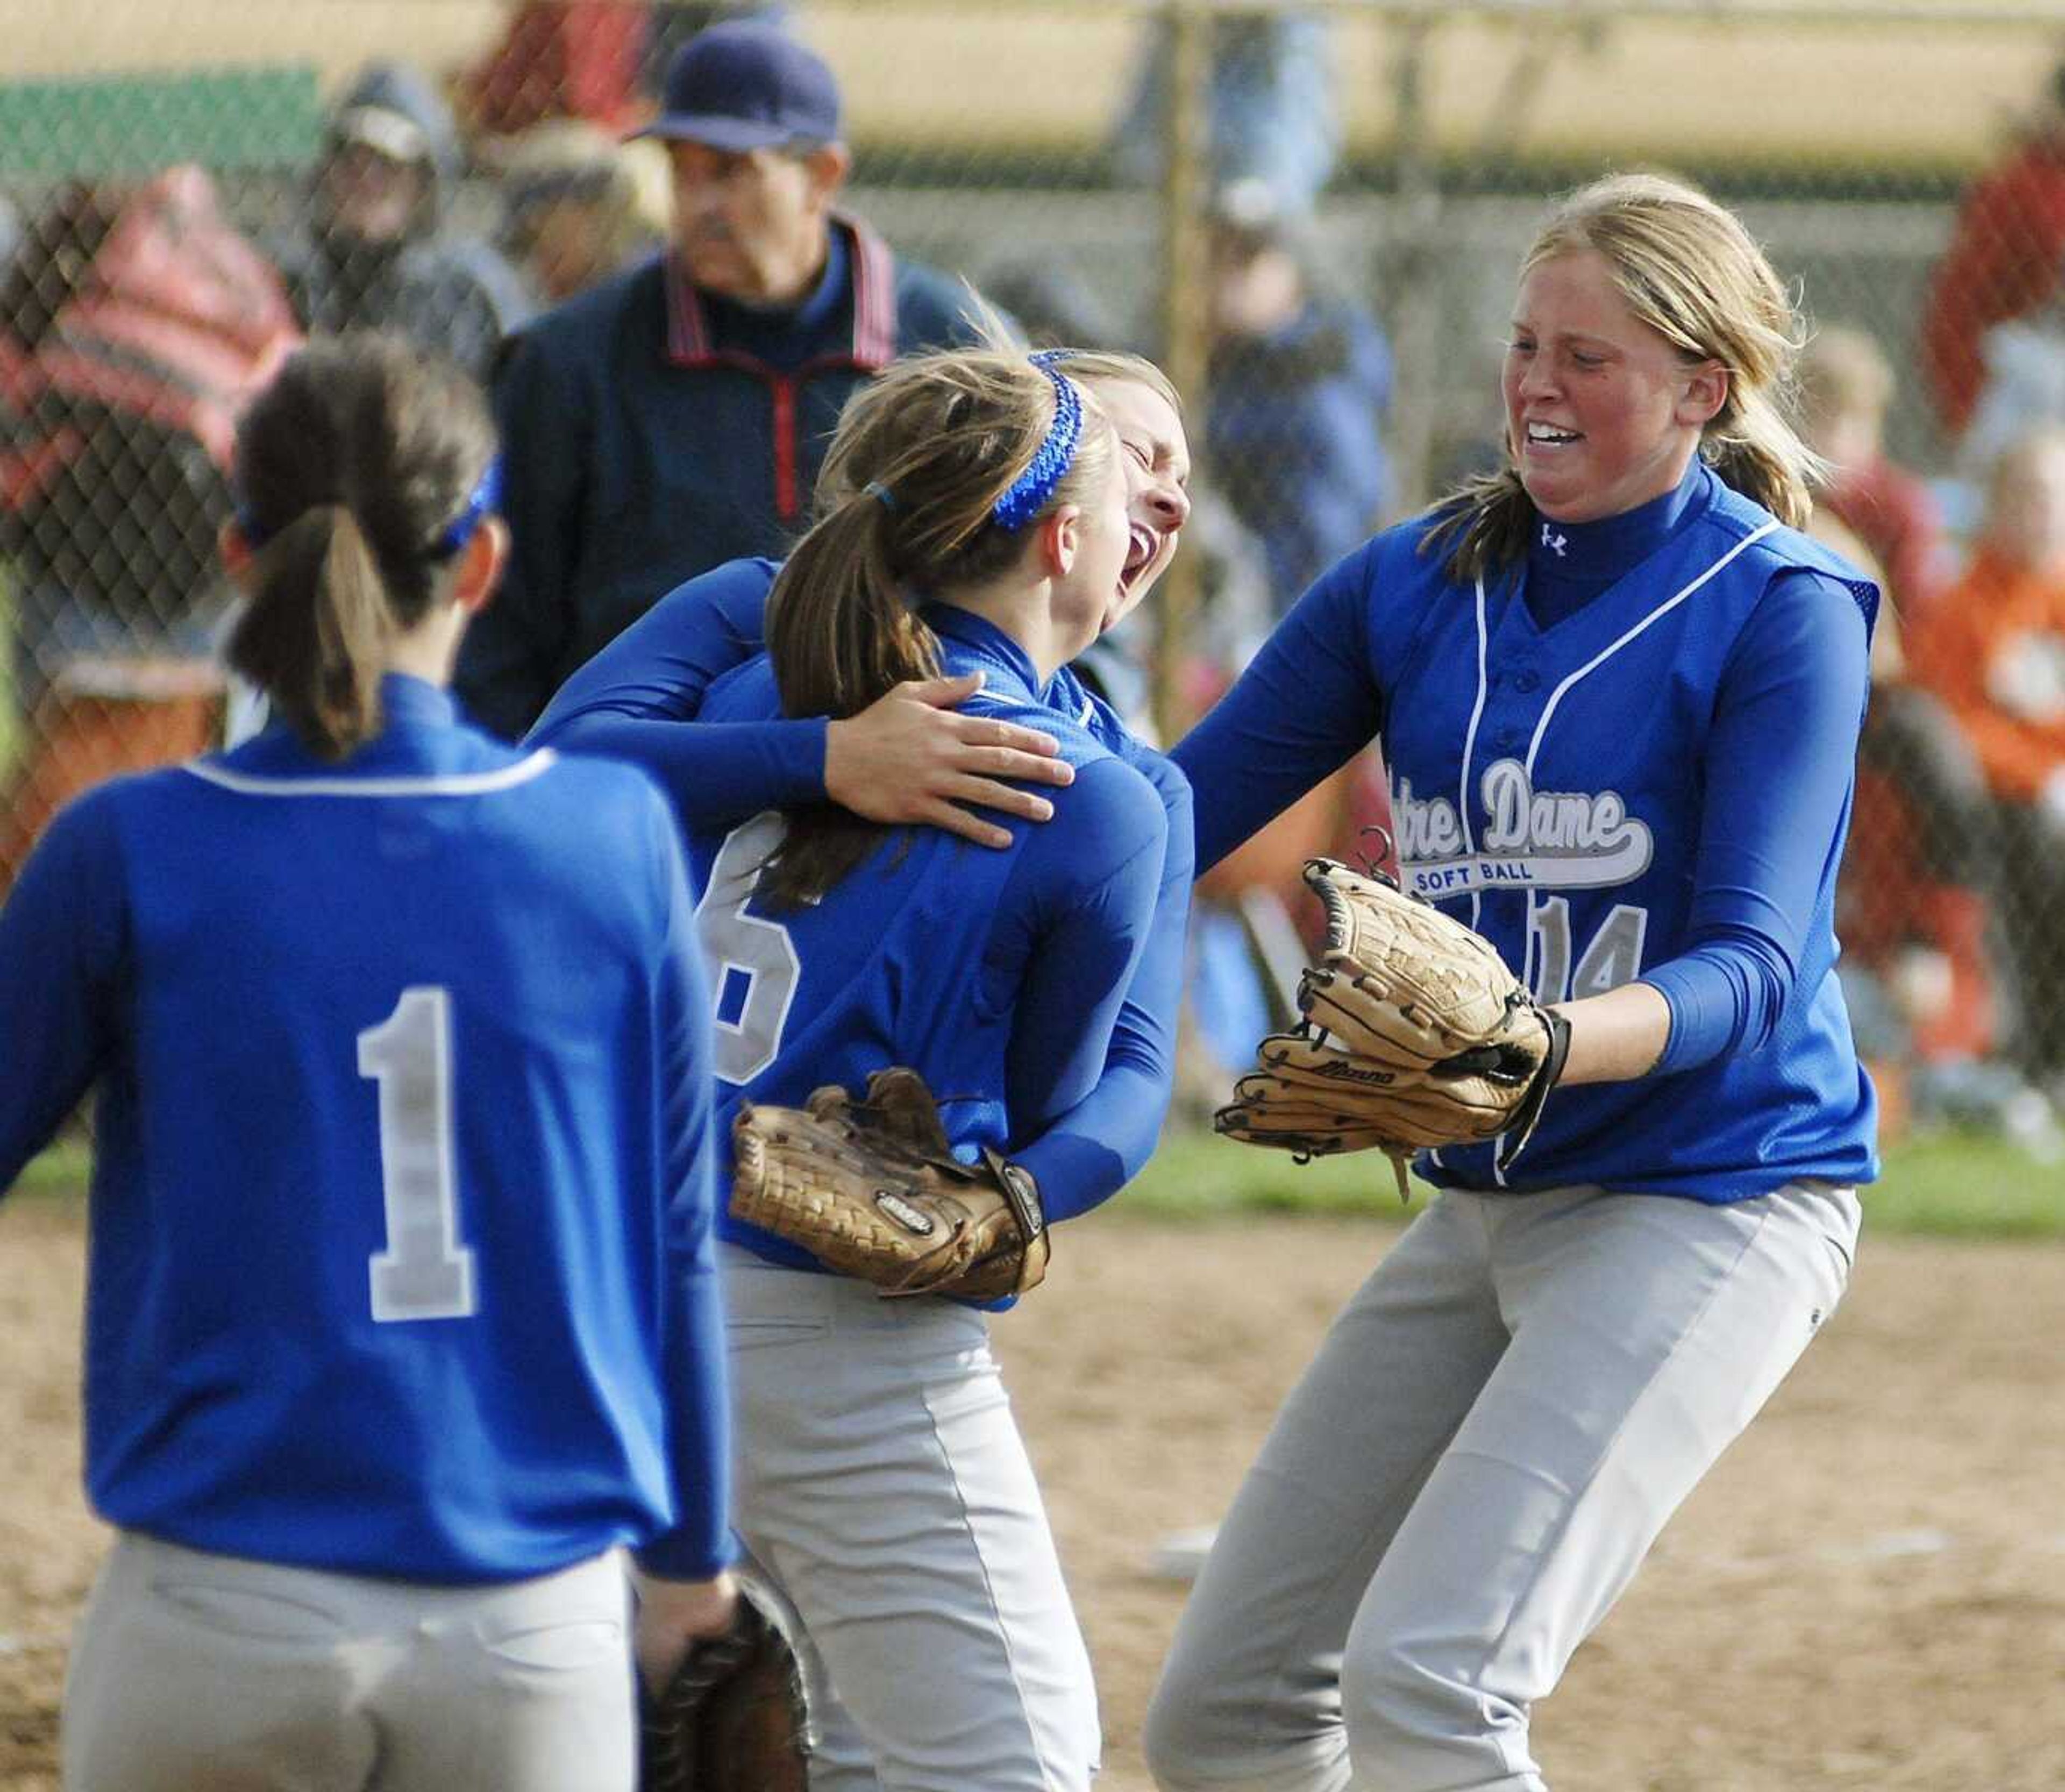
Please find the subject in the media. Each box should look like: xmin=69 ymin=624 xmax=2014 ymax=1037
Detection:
xmin=822 ymin=677 xmax=1076 ymax=849
xmin=529 ymin=557 xmax=785 ymax=740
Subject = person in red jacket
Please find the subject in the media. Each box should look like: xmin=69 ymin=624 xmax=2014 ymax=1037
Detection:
xmin=0 ymin=168 xmax=301 ymax=890
xmin=1799 ymin=326 xmax=2015 ymax=1089
xmin=1920 ymin=61 xmax=2065 ymax=443
xmin=1906 ymin=424 xmax=2065 ymax=1083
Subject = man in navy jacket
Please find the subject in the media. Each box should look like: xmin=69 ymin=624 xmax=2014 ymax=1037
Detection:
xmin=457 ymin=19 xmax=985 ymax=739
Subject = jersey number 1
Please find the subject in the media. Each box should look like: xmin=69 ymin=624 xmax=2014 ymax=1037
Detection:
xmin=357 ymin=986 xmax=478 ymax=1323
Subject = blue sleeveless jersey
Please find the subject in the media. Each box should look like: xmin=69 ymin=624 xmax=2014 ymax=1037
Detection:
xmin=1178 ymin=470 xmax=1879 ymax=1202
xmin=690 ymin=607 xmax=1180 ymax=1274
xmin=0 ymin=678 xmax=731 ymax=1582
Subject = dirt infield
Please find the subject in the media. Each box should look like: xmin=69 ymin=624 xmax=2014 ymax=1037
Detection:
xmin=5 ymin=1193 xmax=2064 ymax=1790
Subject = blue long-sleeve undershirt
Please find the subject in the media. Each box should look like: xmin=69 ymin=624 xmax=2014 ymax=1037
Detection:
xmin=1010 ymin=744 xmax=1194 ymax=1221
xmin=1641 ymin=572 xmax=1868 ymax=1070
xmin=525 ymin=558 xmax=827 ymax=833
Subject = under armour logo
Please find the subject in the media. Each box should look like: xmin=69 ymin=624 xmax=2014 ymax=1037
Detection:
xmin=1541 ymin=523 xmax=1568 ymax=558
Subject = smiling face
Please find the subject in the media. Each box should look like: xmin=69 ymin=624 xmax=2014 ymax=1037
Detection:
xmin=1502 ymin=249 xmax=1725 ymax=525
xmin=1080 ymin=374 xmax=1192 ymax=626
xmin=1044 ymin=414 xmax=1136 ymax=659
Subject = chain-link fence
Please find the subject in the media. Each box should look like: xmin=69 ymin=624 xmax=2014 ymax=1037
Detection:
xmin=4 ymin=0 xmax=2065 ymax=1150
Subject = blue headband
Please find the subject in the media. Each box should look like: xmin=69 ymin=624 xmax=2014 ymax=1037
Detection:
xmin=991 ymin=352 xmax=1083 ymax=533
xmin=427 ymin=457 xmax=503 ymax=560
xmin=234 ymin=456 xmax=503 ymax=560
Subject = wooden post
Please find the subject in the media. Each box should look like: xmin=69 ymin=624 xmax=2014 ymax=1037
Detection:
xmin=1153 ymin=0 xmax=1212 ymax=743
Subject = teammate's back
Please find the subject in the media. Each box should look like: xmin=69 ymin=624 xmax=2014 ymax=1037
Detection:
xmin=0 ymin=334 xmax=736 ymax=1792
xmin=9 ymin=713 xmax=699 ymax=1578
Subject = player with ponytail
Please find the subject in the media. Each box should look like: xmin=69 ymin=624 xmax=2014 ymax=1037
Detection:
xmin=645 ymin=344 xmax=1191 ymax=1791
xmin=1144 ymin=172 xmax=1878 ymax=1792
xmin=1 ymin=332 xmax=736 ymax=1791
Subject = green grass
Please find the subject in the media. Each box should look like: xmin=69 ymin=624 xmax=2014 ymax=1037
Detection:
xmin=10 ymin=1136 xmax=90 ymax=1197
xmin=12 ymin=1126 xmax=2064 ymax=1238
xmin=1114 ymin=1123 xmax=2065 ymax=1238
xmin=1844 ymin=1127 xmax=2065 ymax=1237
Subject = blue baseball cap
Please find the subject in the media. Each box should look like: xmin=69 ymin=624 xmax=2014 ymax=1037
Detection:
xmin=633 ymin=21 xmax=842 ymax=152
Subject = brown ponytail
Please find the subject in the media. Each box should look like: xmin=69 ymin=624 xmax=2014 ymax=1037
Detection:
xmin=227 ymin=505 xmax=393 ymax=758
xmin=757 ymin=347 xmax=1115 ymax=907
xmin=225 ymin=333 xmax=497 ymax=760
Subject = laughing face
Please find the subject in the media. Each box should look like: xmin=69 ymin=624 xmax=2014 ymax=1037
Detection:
xmin=1044 ymin=413 xmax=1136 ymax=664
xmin=1502 ymin=249 xmax=1726 ymax=525
xmin=1079 ymin=375 xmax=1191 ymax=629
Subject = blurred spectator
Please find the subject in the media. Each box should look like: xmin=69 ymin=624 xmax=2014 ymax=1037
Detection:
xmin=1801 ymin=326 xmax=1957 ymax=617
xmin=1800 ymin=330 xmax=2023 ymax=1120
xmin=1114 ymin=12 xmax=1338 ymax=216
xmin=1906 ymin=425 xmax=2065 ymax=1085
xmin=0 ymin=168 xmax=300 ymax=887
xmin=465 ymin=0 xmax=653 ymax=138
xmin=1920 ymin=58 xmax=2065 ymax=444
xmin=1957 ymin=268 xmax=2065 ymax=482
xmin=268 ymin=61 xmax=534 ymax=384
xmin=1205 ymin=181 xmax=1392 ymax=615
xmin=455 ymin=19 xmax=985 ymax=740
xmin=496 ymin=119 xmax=671 ymax=305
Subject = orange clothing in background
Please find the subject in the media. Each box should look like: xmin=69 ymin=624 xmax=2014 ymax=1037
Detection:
xmin=1905 ymin=544 xmax=2065 ymax=802
xmin=1919 ymin=138 xmax=2065 ymax=438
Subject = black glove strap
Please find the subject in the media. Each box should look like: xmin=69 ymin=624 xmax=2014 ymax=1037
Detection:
xmin=979 ymin=1148 xmax=1047 ymax=1293
xmin=1493 ymin=1004 xmax=1572 ymax=1176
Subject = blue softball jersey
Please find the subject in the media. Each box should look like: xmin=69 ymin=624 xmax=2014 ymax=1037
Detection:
xmin=0 ymin=677 xmax=732 ymax=1583
xmin=527 ymin=560 xmax=1195 ymax=1239
xmin=1173 ymin=461 xmax=1881 ymax=1200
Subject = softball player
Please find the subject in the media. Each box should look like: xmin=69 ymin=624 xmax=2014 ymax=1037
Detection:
xmin=1144 ymin=174 xmax=1878 ymax=1792
xmin=525 ymin=347 xmax=1192 ymax=848
xmin=0 ymin=336 xmax=735 ymax=1792
xmin=552 ymin=345 xmax=1193 ymax=1791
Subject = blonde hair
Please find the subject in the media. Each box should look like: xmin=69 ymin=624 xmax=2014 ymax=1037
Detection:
xmin=1428 ymin=172 xmax=1820 ymax=583
xmin=809 ymin=345 xmax=1179 ymax=512
xmin=1044 ymin=349 xmax=1181 ymax=416
xmin=761 ymin=346 xmax=1116 ymax=904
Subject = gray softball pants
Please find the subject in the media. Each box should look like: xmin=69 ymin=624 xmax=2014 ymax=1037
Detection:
xmin=1143 ymin=1180 xmax=1860 ymax=1792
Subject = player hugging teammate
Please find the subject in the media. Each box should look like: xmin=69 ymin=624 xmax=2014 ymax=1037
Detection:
xmin=2 ymin=167 xmax=1879 ymax=1792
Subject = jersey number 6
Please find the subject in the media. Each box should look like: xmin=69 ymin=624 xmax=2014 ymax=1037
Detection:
xmin=694 ymin=813 xmax=802 ymax=1085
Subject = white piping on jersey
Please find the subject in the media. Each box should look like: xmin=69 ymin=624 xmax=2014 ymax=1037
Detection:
xmin=1476 ymin=520 xmax=1778 ymax=1189
xmin=1458 ymin=576 xmax=1493 ymax=934
xmin=181 ymin=750 xmax=559 ymax=799
xmin=1522 ymin=522 xmax=1779 ymax=776
xmin=1428 ymin=578 xmax=1497 ymax=1185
